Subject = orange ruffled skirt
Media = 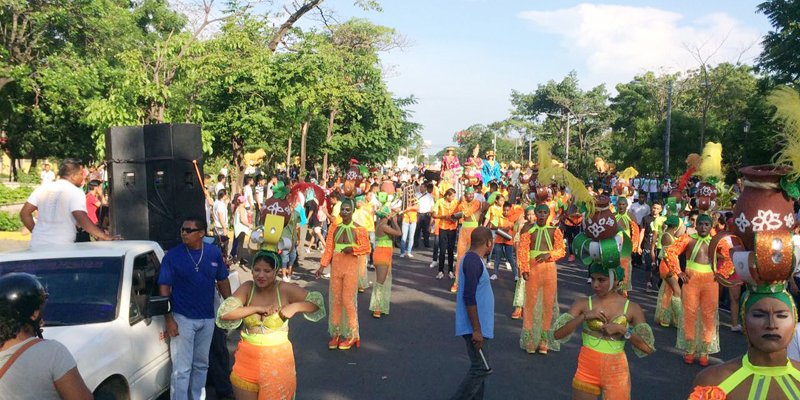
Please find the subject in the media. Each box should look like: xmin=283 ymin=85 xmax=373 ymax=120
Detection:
xmin=231 ymin=339 xmax=296 ymax=399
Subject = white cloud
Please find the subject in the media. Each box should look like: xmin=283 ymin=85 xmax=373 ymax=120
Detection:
xmin=518 ymin=3 xmax=763 ymax=86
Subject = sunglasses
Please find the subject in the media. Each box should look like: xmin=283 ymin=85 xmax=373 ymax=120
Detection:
xmin=181 ymin=227 xmax=204 ymax=233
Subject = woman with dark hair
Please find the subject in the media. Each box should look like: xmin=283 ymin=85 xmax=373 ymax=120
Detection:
xmin=217 ymin=252 xmax=325 ymax=399
xmin=370 ymin=205 xmax=402 ymax=318
xmin=0 ymin=273 xmax=92 ymax=400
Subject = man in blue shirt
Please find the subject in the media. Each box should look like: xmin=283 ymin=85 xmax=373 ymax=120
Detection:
xmin=159 ymin=217 xmax=231 ymax=400
xmin=451 ymin=226 xmax=495 ymax=400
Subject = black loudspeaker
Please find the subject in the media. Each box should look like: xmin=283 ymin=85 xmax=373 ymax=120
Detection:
xmin=107 ymin=124 xmax=204 ymax=250
xmin=106 ymin=126 xmax=149 ymax=240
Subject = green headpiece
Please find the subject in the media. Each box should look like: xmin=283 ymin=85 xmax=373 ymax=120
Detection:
xmin=464 ymin=187 xmax=475 ymax=194
xmin=534 ymin=203 xmax=550 ymax=213
xmin=525 ymin=205 xmax=536 ymax=213
xmin=377 ymin=192 xmax=388 ymax=204
xmin=272 ymin=181 xmax=289 ymax=200
xmin=376 ymin=205 xmax=391 ymax=219
xmin=741 ymin=284 xmax=798 ymax=328
xmin=665 ymin=215 xmax=681 ymax=227
xmin=253 ymin=250 xmax=282 ymax=269
xmin=355 ymin=195 xmax=365 ymax=203
xmin=696 ymin=213 xmax=713 ymax=225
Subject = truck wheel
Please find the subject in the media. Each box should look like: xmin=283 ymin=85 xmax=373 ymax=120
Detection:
xmin=93 ymin=379 xmax=129 ymax=400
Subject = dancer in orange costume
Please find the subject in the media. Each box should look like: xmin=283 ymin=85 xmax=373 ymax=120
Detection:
xmin=666 ymin=213 xmax=732 ymax=366
xmin=369 ymin=205 xmax=401 ymax=318
xmin=452 ymin=187 xmax=482 ymax=293
xmin=553 ymin=261 xmax=655 ymax=400
xmin=614 ymin=196 xmax=640 ymax=295
xmin=353 ymin=195 xmax=374 ymax=292
xmin=217 ymin=251 xmax=325 ymax=400
xmin=653 ymin=215 xmax=683 ymax=328
xmin=433 ymin=188 xmax=458 ymax=280
xmin=315 ymin=198 xmax=371 ymax=350
xmin=518 ymin=203 xmax=565 ymax=354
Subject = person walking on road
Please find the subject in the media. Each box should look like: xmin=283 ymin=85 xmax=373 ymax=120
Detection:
xmin=159 ymin=217 xmax=232 ymax=400
xmin=450 ymin=227 xmax=495 ymax=400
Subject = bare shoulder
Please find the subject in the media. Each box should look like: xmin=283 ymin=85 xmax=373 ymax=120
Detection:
xmin=279 ymin=281 xmax=308 ymax=302
xmin=693 ymin=357 xmax=743 ymax=387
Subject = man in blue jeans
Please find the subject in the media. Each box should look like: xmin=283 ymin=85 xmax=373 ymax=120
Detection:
xmin=159 ymin=217 xmax=232 ymax=400
xmin=451 ymin=227 xmax=495 ymax=400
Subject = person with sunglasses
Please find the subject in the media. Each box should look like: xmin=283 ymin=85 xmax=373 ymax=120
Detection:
xmin=158 ymin=217 xmax=232 ymax=400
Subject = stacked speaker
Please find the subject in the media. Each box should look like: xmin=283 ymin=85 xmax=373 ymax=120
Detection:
xmin=106 ymin=124 xmax=205 ymax=250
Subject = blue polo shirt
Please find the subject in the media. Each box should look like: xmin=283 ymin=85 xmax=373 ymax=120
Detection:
xmin=455 ymin=251 xmax=495 ymax=338
xmin=158 ymin=243 xmax=228 ymax=319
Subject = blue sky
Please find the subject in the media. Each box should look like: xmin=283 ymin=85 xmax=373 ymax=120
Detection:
xmin=321 ymin=0 xmax=773 ymax=154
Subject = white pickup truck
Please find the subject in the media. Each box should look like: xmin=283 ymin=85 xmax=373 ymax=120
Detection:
xmin=0 ymin=241 xmax=172 ymax=400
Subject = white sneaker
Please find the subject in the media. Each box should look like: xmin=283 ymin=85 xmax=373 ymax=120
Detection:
xmin=400 ymin=253 xmax=407 ymax=258
xmin=731 ymin=325 xmax=743 ymax=332
xmin=504 ymin=262 xmax=512 ymax=270
xmin=487 ymin=261 xmax=495 ymax=269
xmin=282 ymin=276 xmax=291 ymax=283
xmin=407 ymin=253 xmax=414 ymax=258
xmin=430 ymin=261 xmax=438 ymax=269
xmin=436 ymin=272 xmax=444 ymax=279
xmin=490 ymin=274 xmax=498 ymax=280
xmin=323 ymin=273 xmax=331 ymax=279
xmin=449 ymin=271 xmax=455 ymax=279
xmin=514 ymin=276 xmax=519 ymax=282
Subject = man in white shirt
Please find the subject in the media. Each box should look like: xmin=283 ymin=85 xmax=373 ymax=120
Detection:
xmin=243 ymin=176 xmax=255 ymax=212
xmin=213 ymin=189 xmax=230 ymax=254
xmin=214 ymin=174 xmax=226 ymax=200
xmin=628 ymin=192 xmax=651 ymax=226
xmin=20 ymin=159 xmax=112 ymax=249
xmin=39 ymin=163 xmax=56 ymax=185
xmin=415 ymin=183 xmax=435 ymax=248
xmin=648 ymin=177 xmax=659 ymax=202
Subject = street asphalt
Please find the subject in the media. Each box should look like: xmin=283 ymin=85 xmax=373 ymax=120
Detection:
xmin=206 ymin=244 xmax=746 ymax=400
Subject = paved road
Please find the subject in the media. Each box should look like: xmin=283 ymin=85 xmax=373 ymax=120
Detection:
xmin=206 ymin=245 xmax=747 ymax=400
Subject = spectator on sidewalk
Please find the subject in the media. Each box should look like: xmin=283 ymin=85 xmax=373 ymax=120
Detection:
xmin=20 ymin=159 xmax=113 ymax=249
xmin=159 ymin=217 xmax=231 ymax=400
xmin=39 ymin=163 xmax=55 ymax=185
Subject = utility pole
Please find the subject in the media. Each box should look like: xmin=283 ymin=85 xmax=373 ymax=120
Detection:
xmin=528 ymin=139 xmax=532 ymax=163
xmin=565 ymin=116 xmax=571 ymax=170
xmin=664 ymin=80 xmax=673 ymax=178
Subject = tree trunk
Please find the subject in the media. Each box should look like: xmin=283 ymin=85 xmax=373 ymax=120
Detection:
xmin=231 ymin=134 xmax=245 ymax=195
xmin=286 ymin=136 xmax=292 ymax=174
xmin=10 ymin=157 xmax=17 ymax=182
xmin=322 ymin=108 xmax=337 ymax=181
xmin=299 ymin=120 xmax=309 ymax=179
xmin=267 ymin=0 xmax=325 ymax=52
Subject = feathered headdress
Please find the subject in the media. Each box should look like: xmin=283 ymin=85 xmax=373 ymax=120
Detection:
xmin=695 ymin=142 xmax=724 ymax=184
xmin=618 ymin=167 xmax=638 ymax=180
xmin=677 ymin=153 xmax=702 ymax=192
xmin=770 ymin=86 xmax=800 ymax=198
xmin=536 ymin=141 xmax=595 ymax=214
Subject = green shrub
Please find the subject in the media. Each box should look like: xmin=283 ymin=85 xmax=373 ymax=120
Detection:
xmin=0 ymin=185 xmax=34 ymax=206
xmin=0 ymin=211 xmax=22 ymax=232
xmin=16 ymin=171 xmax=40 ymax=185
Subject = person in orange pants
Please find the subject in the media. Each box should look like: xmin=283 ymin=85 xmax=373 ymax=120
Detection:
xmin=615 ymin=196 xmax=640 ymax=296
xmin=316 ymin=198 xmax=371 ymax=350
xmin=654 ymin=216 xmax=682 ymax=328
xmin=666 ymin=213 xmax=731 ymax=366
xmin=517 ymin=203 xmax=566 ymax=354
xmin=452 ymin=187 xmax=482 ymax=293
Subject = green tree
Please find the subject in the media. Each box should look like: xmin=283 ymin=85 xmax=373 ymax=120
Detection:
xmin=757 ymin=0 xmax=800 ymax=83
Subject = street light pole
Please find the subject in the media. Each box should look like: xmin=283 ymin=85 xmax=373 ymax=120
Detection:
xmin=565 ymin=117 xmax=571 ymax=170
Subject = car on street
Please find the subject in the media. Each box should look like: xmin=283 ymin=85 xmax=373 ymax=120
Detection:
xmin=0 ymin=241 xmax=171 ymax=400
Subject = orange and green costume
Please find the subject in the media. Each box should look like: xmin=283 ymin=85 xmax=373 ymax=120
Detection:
xmin=552 ymin=296 xmax=655 ymax=399
xmin=615 ymin=210 xmax=640 ymax=293
xmin=518 ymin=223 xmax=565 ymax=352
xmin=453 ymin=197 xmax=482 ymax=292
xmin=666 ymin=232 xmax=732 ymax=357
xmin=654 ymin=230 xmax=682 ymax=327
xmin=216 ymin=283 xmax=325 ymax=399
xmin=320 ymin=221 xmax=371 ymax=340
xmin=369 ymin=231 xmax=394 ymax=316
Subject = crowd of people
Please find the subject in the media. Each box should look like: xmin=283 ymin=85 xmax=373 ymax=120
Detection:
xmin=5 ymin=139 xmax=800 ymax=400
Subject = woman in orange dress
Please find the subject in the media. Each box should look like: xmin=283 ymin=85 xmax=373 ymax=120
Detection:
xmin=217 ymin=251 xmax=325 ymax=400
xmin=370 ymin=205 xmax=402 ymax=318
xmin=315 ymin=198 xmax=371 ymax=350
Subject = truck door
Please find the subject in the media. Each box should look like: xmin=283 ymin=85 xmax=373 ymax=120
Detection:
xmin=128 ymin=251 xmax=171 ymax=399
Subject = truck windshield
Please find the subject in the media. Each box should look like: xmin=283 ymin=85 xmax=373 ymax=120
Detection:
xmin=0 ymin=257 xmax=123 ymax=326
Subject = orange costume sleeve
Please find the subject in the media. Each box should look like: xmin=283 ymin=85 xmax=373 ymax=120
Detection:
xmin=518 ymin=232 xmax=531 ymax=274
xmin=714 ymin=239 xmax=734 ymax=278
xmin=352 ymin=227 xmax=372 ymax=256
xmin=546 ymin=228 xmax=566 ymax=262
xmin=665 ymin=234 xmax=691 ymax=275
xmin=320 ymin=223 xmax=338 ymax=267
xmin=630 ymin=219 xmax=641 ymax=253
